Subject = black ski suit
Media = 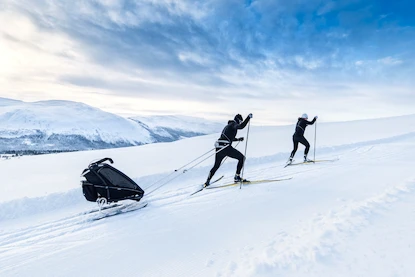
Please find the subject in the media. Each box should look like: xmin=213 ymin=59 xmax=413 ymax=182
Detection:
xmin=290 ymin=117 xmax=316 ymax=158
xmin=207 ymin=116 xmax=250 ymax=181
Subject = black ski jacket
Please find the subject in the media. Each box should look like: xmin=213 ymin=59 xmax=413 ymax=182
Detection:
xmin=218 ymin=116 xmax=250 ymax=144
xmin=293 ymin=117 xmax=316 ymax=137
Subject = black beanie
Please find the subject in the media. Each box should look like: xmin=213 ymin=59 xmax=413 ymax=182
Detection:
xmin=234 ymin=114 xmax=243 ymax=123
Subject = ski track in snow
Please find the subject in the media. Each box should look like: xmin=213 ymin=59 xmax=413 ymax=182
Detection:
xmin=0 ymin=202 xmax=150 ymax=273
xmin=1 ymin=129 xmax=415 ymax=276
xmin=1 ymin=132 xmax=411 ymax=222
xmin=0 ymin=207 xmax=111 ymax=253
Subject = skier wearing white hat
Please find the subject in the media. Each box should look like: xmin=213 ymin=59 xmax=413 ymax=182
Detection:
xmin=287 ymin=113 xmax=318 ymax=165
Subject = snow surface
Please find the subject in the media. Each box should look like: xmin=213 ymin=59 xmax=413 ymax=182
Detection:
xmin=0 ymin=98 xmax=223 ymax=151
xmin=0 ymin=98 xmax=152 ymax=144
xmin=131 ymin=115 xmax=223 ymax=134
xmin=1 ymin=115 xmax=415 ymax=277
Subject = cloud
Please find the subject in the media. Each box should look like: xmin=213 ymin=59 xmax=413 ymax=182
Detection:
xmin=1 ymin=0 xmax=415 ymax=124
xmin=377 ymin=56 xmax=403 ymax=66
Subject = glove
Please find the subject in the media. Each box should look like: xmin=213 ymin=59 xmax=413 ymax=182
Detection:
xmin=238 ymin=137 xmax=244 ymax=142
xmin=248 ymin=113 xmax=253 ymax=118
xmin=314 ymin=116 xmax=318 ymax=119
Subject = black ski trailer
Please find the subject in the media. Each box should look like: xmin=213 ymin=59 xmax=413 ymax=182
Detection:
xmin=81 ymin=158 xmax=144 ymax=204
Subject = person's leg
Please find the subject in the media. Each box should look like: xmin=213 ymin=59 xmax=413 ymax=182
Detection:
xmin=225 ymin=147 xmax=247 ymax=181
xmin=205 ymin=148 xmax=227 ymax=185
xmin=290 ymin=137 xmax=299 ymax=159
xmin=298 ymin=136 xmax=310 ymax=160
xmin=226 ymin=147 xmax=245 ymax=174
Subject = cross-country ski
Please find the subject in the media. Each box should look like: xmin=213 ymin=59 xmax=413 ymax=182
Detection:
xmin=206 ymin=177 xmax=293 ymax=189
xmin=190 ymin=175 xmax=224 ymax=196
xmin=92 ymin=202 xmax=149 ymax=221
xmin=284 ymin=158 xmax=339 ymax=168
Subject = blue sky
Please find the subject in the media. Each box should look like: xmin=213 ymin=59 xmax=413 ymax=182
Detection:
xmin=0 ymin=0 xmax=414 ymax=124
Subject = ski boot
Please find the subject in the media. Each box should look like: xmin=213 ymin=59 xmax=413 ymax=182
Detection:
xmin=286 ymin=157 xmax=293 ymax=165
xmin=234 ymin=174 xmax=248 ymax=183
xmin=304 ymin=155 xmax=314 ymax=163
xmin=203 ymin=180 xmax=210 ymax=188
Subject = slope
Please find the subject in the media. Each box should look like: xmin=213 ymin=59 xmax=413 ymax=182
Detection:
xmin=1 ymin=115 xmax=415 ymax=277
xmin=0 ymin=98 xmax=222 ymax=152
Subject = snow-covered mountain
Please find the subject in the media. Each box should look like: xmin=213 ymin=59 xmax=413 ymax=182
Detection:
xmin=130 ymin=115 xmax=223 ymax=141
xmin=0 ymin=98 xmax=222 ymax=153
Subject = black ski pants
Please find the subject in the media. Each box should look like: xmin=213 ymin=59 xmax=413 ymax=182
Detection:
xmin=207 ymin=146 xmax=245 ymax=180
xmin=290 ymin=135 xmax=310 ymax=158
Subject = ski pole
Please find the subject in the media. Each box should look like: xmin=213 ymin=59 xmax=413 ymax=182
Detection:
xmin=183 ymin=144 xmax=231 ymax=172
xmin=146 ymin=144 xmax=232 ymax=195
xmin=175 ymin=148 xmax=215 ymax=173
xmin=313 ymin=121 xmax=317 ymax=161
xmin=145 ymin=148 xmax=215 ymax=191
xmin=240 ymin=120 xmax=251 ymax=189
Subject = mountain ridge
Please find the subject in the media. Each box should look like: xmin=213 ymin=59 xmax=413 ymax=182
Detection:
xmin=0 ymin=98 xmax=222 ymax=154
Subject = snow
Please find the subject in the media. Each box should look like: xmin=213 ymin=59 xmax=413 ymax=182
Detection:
xmin=1 ymin=114 xmax=415 ymax=277
xmin=0 ymin=98 xmax=152 ymax=144
xmin=131 ymin=115 xmax=223 ymax=134
xmin=0 ymin=98 xmax=223 ymax=152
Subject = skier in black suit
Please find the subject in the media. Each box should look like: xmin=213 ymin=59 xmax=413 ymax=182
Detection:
xmin=287 ymin=113 xmax=318 ymax=164
xmin=204 ymin=113 xmax=253 ymax=187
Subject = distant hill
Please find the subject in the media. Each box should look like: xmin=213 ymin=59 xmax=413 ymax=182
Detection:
xmin=0 ymin=98 xmax=222 ymax=154
xmin=130 ymin=115 xmax=223 ymax=142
